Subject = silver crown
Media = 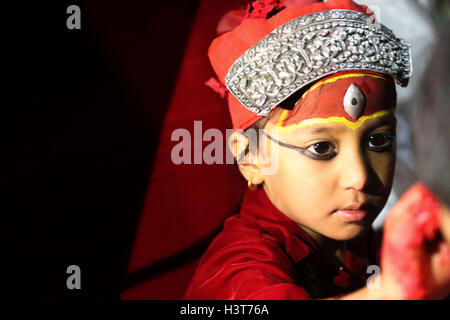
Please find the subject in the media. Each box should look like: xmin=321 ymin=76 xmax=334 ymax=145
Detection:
xmin=225 ymin=9 xmax=412 ymax=116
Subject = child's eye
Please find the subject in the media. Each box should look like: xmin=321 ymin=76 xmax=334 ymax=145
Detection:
xmin=368 ymin=132 xmax=395 ymax=151
xmin=305 ymin=141 xmax=337 ymax=160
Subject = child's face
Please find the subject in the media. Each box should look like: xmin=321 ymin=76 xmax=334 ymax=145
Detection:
xmin=260 ymin=110 xmax=396 ymax=241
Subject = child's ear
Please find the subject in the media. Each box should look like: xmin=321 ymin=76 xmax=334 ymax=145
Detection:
xmin=228 ymin=131 xmax=264 ymax=185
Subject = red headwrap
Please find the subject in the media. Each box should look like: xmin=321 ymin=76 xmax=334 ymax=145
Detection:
xmin=207 ymin=0 xmax=392 ymax=130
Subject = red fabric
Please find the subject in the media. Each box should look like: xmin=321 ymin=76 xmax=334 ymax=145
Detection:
xmin=121 ymin=0 xmax=249 ymax=299
xmin=217 ymin=0 xmax=319 ymax=35
xmin=208 ymin=0 xmax=373 ymax=130
xmin=333 ymin=269 xmax=351 ymax=287
xmin=210 ymin=0 xmax=370 ymax=84
xmin=183 ymin=187 xmax=315 ymax=299
xmin=184 ymin=187 xmax=373 ymax=299
xmin=228 ymin=93 xmax=265 ymax=131
xmin=205 ymin=77 xmax=228 ymax=98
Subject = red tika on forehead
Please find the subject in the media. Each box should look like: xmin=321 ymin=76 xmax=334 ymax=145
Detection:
xmin=276 ymin=70 xmax=397 ymax=130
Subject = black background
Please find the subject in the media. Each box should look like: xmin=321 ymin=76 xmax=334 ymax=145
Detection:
xmin=4 ymin=0 xmax=199 ymax=297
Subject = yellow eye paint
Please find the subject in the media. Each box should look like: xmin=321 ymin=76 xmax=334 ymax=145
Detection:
xmin=276 ymin=109 xmax=394 ymax=132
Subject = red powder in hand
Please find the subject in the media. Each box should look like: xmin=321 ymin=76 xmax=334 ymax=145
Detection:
xmin=381 ymin=182 xmax=442 ymax=299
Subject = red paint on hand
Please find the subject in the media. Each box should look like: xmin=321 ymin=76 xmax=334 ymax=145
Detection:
xmin=381 ymin=182 xmax=446 ymax=299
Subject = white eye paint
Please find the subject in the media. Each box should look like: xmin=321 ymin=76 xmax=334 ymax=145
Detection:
xmin=343 ymin=84 xmax=365 ymax=119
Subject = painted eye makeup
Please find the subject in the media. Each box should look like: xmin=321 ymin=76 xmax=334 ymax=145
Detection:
xmin=367 ymin=132 xmax=396 ymax=151
xmin=260 ymin=130 xmax=338 ymax=161
xmin=304 ymin=141 xmax=338 ymax=160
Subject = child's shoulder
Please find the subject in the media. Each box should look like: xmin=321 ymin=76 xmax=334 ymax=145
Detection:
xmin=183 ymin=207 xmax=314 ymax=299
xmin=205 ymin=211 xmax=290 ymax=258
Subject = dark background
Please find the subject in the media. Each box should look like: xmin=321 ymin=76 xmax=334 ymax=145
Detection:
xmin=4 ymin=0 xmax=199 ymax=297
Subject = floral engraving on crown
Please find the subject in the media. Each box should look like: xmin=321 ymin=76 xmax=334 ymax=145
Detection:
xmin=225 ymin=10 xmax=412 ymax=116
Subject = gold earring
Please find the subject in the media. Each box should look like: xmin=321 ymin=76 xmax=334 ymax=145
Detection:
xmin=248 ymin=180 xmax=258 ymax=191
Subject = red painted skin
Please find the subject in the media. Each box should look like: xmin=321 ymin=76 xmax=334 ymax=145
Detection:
xmin=381 ymin=182 xmax=450 ymax=299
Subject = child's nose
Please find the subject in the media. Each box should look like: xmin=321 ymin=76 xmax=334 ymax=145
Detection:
xmin=338 ymin=148 xmax=370 ymax=192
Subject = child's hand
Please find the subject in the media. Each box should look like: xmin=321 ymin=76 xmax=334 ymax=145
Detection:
xmin=380 ymin=182 xmax=450 ymax=299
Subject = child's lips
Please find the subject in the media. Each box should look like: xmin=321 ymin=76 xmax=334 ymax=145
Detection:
xmin=332 ymin=203 xmax=373 ymax=222
xmin=333 ymin=209 xmax=367 ymax=221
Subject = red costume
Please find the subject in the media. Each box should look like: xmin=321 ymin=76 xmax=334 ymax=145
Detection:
xmin=183 ymin=0 xmax=410 ymax=300
xmin=123 ymin=0 xmax=416 ymax=299
xmin=184 ymin=187 xmax=378 ymax=299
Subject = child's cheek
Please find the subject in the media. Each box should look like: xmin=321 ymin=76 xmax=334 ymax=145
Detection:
xmin=279 ymin=158 xmax=327 ymax=211
xmin=369 ymin=150 xmax=395 ymax=188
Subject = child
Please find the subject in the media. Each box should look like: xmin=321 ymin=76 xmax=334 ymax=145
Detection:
xmin=184 ymin=0 xmax=449 ymax=299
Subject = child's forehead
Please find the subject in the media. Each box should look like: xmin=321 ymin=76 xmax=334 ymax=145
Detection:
xmin=266 ymin=110 xmax=397 ymax=137
xmin=270 ymin=72 xmax=397 ymax=132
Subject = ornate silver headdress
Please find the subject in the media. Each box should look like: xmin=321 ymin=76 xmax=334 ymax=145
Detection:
xmin=225 ymin=9 xmax=412 ymax=116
